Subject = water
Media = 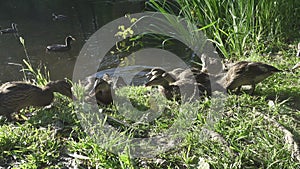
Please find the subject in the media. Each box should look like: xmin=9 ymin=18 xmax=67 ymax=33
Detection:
xmin=0 ymin=0 xmax=146 ymax=83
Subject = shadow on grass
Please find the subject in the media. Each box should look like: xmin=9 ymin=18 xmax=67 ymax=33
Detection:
xmin=256 ymin=86 xmax=300 ymax=110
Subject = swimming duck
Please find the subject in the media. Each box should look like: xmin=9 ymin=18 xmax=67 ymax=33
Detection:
xmin=221 ymin=61 xmax=281 ymax=94
xmin=46 ymin=36 xmax=75 ymax=52
xmin=0 ymin=80 xmax=73 ymax=121
xmin=88 ymin=74 xmax=126 ymax=105
xmin=52 ymin=13 xmax=68 ymax=21
xmin=0 ymin=23 xmax=18 ymax=35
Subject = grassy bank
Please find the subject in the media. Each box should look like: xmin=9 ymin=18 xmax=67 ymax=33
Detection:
xmin=0 ymin=54 xmax=300 ymax=168
xmin=0 ymin=0 xmax=300 ymax=168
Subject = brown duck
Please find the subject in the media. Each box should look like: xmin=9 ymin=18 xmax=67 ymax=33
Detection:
xmin=0 ymin=80 xmax=73 ymax=121
xmin=221 ymin=61 xmax=281 ymax=94
xmin=88 ymin=74 xmax=126 ymax=105
xmin=145 ymin=71 xmax=206 ymax=102
xmin=145 ymin=67 xmax=185 ymax=81
xmin=145 ymin=73 xmax=181 ymax=101
xmin=147 ymin=67 xmax=213 ymax=95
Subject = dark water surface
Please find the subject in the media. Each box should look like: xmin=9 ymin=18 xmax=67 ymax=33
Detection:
xmin=0 ymin=0 xmax=145 ymax=83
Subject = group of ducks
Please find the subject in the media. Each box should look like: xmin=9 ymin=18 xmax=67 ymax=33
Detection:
xmin=0 ymin=56 xmax=283 ymax=121
xmin=0 ymin=18 xmax=75 ymax=52
xmin=89 ymin=58 xmax=282 ymax=106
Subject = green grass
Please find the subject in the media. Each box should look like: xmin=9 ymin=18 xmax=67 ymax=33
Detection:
xmin=146 ymin=0 xmax=300 ymax=59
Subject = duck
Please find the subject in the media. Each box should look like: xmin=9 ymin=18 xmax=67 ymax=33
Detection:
xmin=52 ymin=13 xmax=68 ymax=21
xmin=145 ymin=72 xmax=181 ymax=101
xmin=147 ymin=67 xmax=214 ymax=94
xmin=220 ymin=61 xmax=282 ymax=94
xmin=145 ymin=71 xmax=207 ymax=102
xmin=88 ymin=74 xmax=126 ymax=105
xmin=0 ymin=23 xmax=18 ymax=35
xmin=145 ymin=67 xmax=185 ymax=81
xmin=46 ymin=36 xmax=75 ymax=52
xmin=0 ymin=80 xmax=73 ymax=121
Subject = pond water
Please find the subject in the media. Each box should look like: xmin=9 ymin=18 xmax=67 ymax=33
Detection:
xmin=0 ymin=0 xmax=146 ymax=83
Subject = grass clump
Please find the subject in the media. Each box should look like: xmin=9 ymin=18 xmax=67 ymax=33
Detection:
xmin=147 ymin=0 xmax=300 ymax=58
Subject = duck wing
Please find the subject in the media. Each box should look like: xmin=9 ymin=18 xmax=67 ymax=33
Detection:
xmin=0 ymin=82 xmax=42 ymax=112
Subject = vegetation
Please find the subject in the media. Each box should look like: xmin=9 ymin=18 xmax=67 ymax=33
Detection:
xmin=0 ymin=0 xmax=300 ymax=168
xmin=147 ymin=0 xmax=300 ymax=59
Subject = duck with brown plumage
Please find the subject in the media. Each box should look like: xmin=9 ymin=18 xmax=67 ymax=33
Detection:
xmin=87 ymin=73 xmax=126 ymax=106
xmin=219 ymin=61 xmax=282 ymax=94
xmin=0 ymin=80 xmax=74 ymax=121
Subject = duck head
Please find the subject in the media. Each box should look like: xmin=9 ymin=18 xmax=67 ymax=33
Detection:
xmin=46 ymin=80 xmax=73 ymax=99
xmin=145 ymin=73 xmax=170 ymax=87
xmin=65 ymin=35 xmax=75 ymax=46
xmin=145 ymin=67 xmax=166 ymax=79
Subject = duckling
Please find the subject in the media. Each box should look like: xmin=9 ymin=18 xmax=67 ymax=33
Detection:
xmin=145 ymin=73 xmax=181 ymax=101
xmin=0 ymin=80 xmax=73 ymax=121
xmin=0 ymin=23 xmax=18 ymax=35
xmin=46 ymin=36 xmax=75 ymax=52
xmin=52 ymin=13 xmax=68 ymax=21
xmin=89 ymin=74 xmax=112 ymax=105
xmin=148 ymin=67 xmax=213 ymax=95
xmin=145 ymin=72 xmax=204 ymax=102
xmin=145 ymin=67 xmax=185 ymax=81
xmin=88 ymin=74 xmax=126 ymax=105
xmin=221 ymin=61 xmax=281 ymax=94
